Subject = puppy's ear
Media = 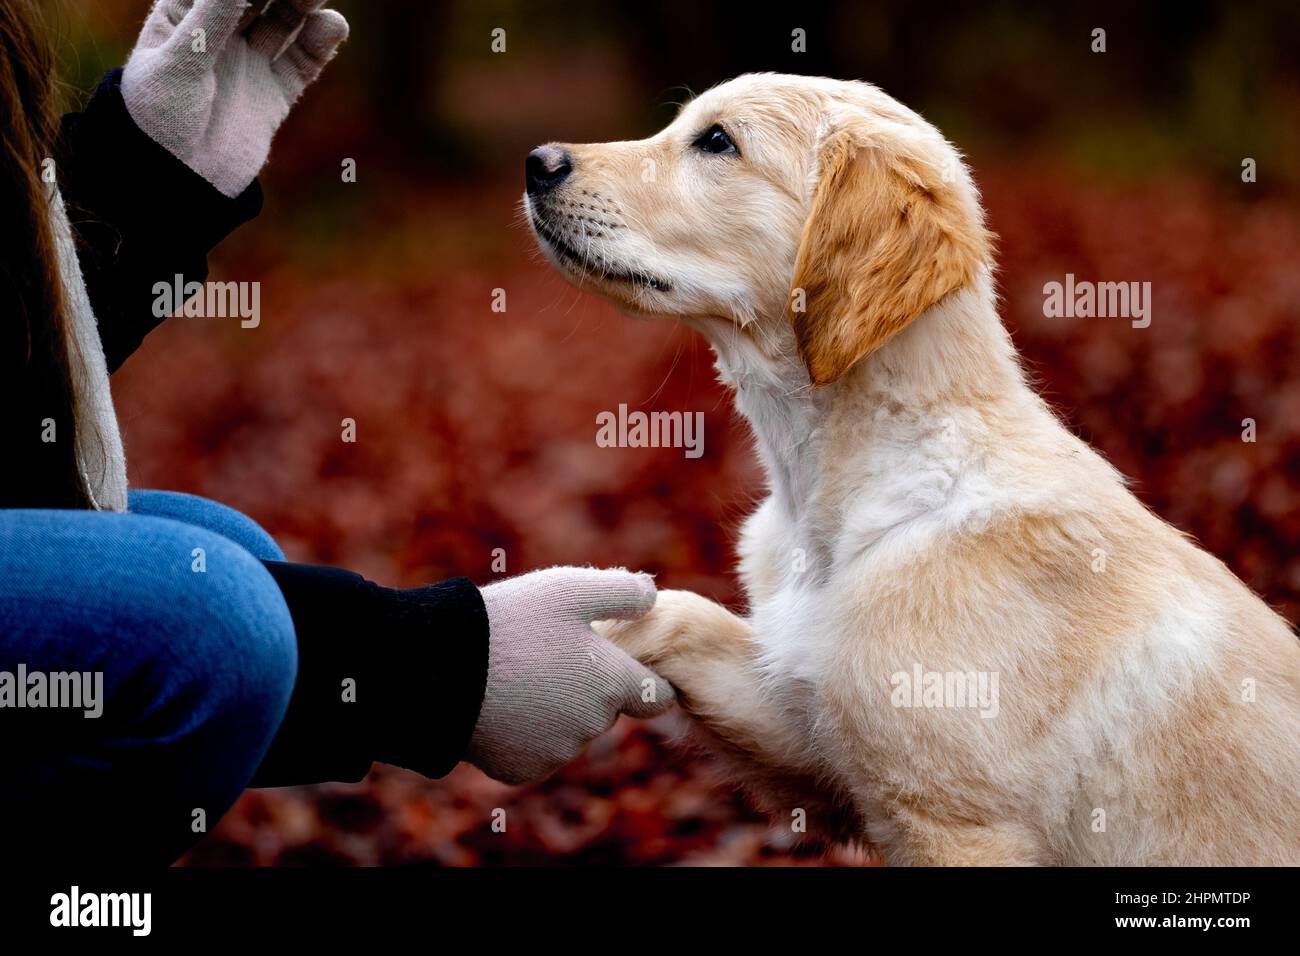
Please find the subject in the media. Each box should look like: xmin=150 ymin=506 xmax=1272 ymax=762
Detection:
xmin=789 ymin=128 xmax=989 ymax=386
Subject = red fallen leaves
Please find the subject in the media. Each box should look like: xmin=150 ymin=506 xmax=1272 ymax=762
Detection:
xmin=109 ymin=159 xmax=1298 ymax=866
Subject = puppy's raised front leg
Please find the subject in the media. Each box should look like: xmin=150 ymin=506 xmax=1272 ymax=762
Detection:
xmin=595 ymin=590 xmax=771 ymax=742
xmin=595 ymin=590 xmax=857 ymax=840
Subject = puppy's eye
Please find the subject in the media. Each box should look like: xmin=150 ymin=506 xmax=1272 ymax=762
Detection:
xmin=693 ymin=124 xmax=738 ymax=156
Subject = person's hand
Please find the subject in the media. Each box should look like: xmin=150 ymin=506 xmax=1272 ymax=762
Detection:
xmin=467 ymin=567 xmax=676 ymax=785
xmin=122 ymin=0 xmax=349 ymax=198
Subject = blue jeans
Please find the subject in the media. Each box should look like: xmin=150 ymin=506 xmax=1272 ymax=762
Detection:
xmin=0 ymin=490 xmax=297 ymax=865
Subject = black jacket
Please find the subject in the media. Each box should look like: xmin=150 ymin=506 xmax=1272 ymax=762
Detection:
xmin=58 ymin=70 xmax=489 ymax=785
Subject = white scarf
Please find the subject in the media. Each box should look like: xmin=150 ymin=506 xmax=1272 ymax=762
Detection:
xmin=48 ymin=185 xmax=128 ymax=511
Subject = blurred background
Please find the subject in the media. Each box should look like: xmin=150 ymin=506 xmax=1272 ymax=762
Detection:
xmin=49 ymin=0 xmax=1300 ymax=865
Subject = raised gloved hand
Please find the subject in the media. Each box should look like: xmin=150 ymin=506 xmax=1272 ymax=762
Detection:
xmin=122 ymin=0 xmax=349 ymax=198
xmin=467 ymin=567 xmax=676 ymax=785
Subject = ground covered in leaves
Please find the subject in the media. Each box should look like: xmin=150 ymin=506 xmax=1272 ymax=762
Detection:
xmin=109 ymin=158 xmax=1298 ymax=866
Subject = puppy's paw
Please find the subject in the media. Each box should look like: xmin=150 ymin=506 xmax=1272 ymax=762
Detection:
xmin=593 ymin=589 xmax=746 ymax=671
xmin=591 ymin=605 xmax=676 ymax=667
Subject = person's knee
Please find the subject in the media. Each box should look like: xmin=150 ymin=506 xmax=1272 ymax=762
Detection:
xmin=0 ymin=512 xmax=297 ymax=864
xmin=170 ymin=534 xmax=298 ymax=740
xmin=127 ymin=489 xmax=286 ymax=562
xmin=111 ymin=524 xmax=298 ymax=756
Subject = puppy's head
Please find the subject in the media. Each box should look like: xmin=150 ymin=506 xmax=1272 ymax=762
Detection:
xmin=525 ymin=73 xmax=990 ymax=385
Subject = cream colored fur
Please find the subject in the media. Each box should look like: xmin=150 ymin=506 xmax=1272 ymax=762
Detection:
xmin=524 ymin=73 xmax=1300 ymax=866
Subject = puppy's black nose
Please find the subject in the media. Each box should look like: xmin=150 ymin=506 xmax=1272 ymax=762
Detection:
xmin=526 ymin=145 xmax=572 ymax=195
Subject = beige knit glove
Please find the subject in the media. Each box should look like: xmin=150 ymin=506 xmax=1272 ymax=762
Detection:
xmin=122 ymin=0 xmax=349 ymax=198
xmin=467 ymin=568 xmax=676 ymax=785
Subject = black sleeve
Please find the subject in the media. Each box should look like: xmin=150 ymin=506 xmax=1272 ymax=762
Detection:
xmin=57 ymin=68 xmax=264 ymax=373
xmin=250 ymin=565 xmax=490 ymax=787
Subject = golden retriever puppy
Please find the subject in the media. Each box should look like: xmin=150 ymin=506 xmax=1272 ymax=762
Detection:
xmin=523 ymin=73 xmax=1300 ymax=865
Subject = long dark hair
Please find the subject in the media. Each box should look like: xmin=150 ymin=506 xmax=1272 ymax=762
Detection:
xmin=0 ymin=0 xmax=90 ymax=508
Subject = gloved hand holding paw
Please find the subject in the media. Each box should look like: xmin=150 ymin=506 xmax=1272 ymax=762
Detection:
xmin=467 ymin=567 xmax=676 ymax=785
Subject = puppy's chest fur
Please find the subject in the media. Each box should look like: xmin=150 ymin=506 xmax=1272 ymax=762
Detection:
xmin=731 ymin=402 xmax=978 ymax=780
xmin=728 ymin=370 xmax=1150 ymax=826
